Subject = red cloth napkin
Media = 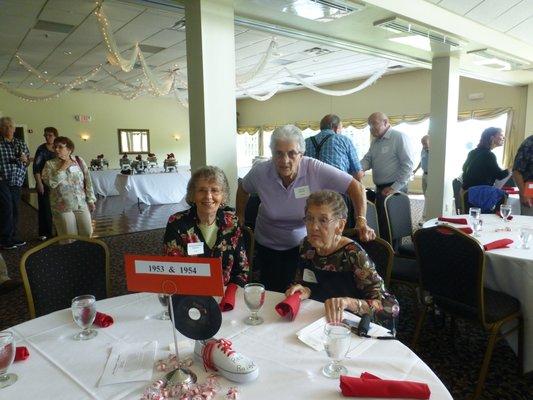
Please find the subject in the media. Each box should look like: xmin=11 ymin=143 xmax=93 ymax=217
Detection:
xmin=496 ymin=211 xmax=514 ymax=220
xmin=438 ymin=216 xmax=468 ymax=225
xmin=15 ymin=346 xmax=29 ymax=361
xmin=503 ymin=186 xmax=519 ymax=194
xmin=275 ymin=292 xmax=301 ymax=321
xmin=457 ymin=227 xmax=473 ymax=234
xmin=484 ymin=239 xmax=513 ymax=251
xmin=219 ymin=283 xmax=238 ymax=312
xmin=340 ymin=372 xmax=431 ymax=399
xmin=94 ymin=311 xmax=114 ymax=327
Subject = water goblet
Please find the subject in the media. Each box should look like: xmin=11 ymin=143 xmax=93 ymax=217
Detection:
xmin=322 ymin=322 xmax=351 ymax=378
xmin=519 ymin=228 xmax=532 ymax=249
xmin=500 ymin=205 xmax=512 ymax=223
xmin=469 ymin=207 xmax=481 ymax=223
xmin=243 ymin=283 xmax=265 ymax=325
xmin=71 ymin=295 xmax=98 ymax=340
xmin=157 ymin=294 xmax=170 ymax=320
xmin=472 ymin=218 xmax=483 ymax=237
xmin=0 ymin=331 xmax=17 ymax=389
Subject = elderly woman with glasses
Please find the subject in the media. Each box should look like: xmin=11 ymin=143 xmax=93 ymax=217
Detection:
xmin=164 ymin=166 xmax=248 ymax=286
xmin=42 ymin=136 xmax=95 ymax=238
xmin=286 ymin=190 xmax=398 ymax=326
xmin=237 ymin=125 xmax=374 ymax=293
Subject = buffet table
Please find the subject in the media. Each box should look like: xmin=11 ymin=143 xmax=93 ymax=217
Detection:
xmin=90 ymin=170 xmax=121 ymax=197
xmin=5 ymin=290 xmax=452 ymax=399
xmin=115 ymin=170 xmax=191 ymax=205
xmin=424 ymin=214 xmax=533 ymax=372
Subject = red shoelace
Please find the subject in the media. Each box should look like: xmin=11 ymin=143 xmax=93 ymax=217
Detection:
xmin=202 ymin=339 xmax=235 ymax=371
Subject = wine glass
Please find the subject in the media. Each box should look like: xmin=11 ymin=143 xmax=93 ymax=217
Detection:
xmin=71 ymin=295 xmax=97 ymax=340
xmin=500 ymin=205 xmax=512 ymax=223
xmin=518 ymin=228 xmax=532 ymax=249
xmin=0 ymin=331 xmax=17 ymax=389
xmin=243 ymin=283 xmax=265 ymax=325
xmin=322 ymin=322 xmax=351 ymax=378
xmin=157 ymin=294 xmax=170 ymax=320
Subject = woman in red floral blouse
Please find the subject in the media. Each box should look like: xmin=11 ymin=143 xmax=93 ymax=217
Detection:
xmin=163 ymin=166 xmax=249 ymax=286
xmin=286 ymin=190 xmax=398 ymax=327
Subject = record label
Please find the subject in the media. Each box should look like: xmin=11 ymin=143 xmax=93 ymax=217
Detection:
xmin=170 ymin=295 xmax=222 ymax=340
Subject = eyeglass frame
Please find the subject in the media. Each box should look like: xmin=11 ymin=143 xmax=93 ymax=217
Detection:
xmin=273 ymin=150 xmax=302 ymax=160
xmin=303 ymin=215 xmax=340 ymax=228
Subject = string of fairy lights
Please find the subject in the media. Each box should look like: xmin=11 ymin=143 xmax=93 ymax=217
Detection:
xmin=0 ymin=0 xmax=387 ymax=104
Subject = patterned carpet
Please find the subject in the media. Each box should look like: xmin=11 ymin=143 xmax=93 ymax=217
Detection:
xmin=1 ymin=198 xmax=531 ymax=399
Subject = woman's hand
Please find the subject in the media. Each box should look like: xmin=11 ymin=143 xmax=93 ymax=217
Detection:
xmin=36 ymin=181 xmax=44 ymax=195
xmin=88 ymin=203 xmax=96 ymax=212
xmin=324 ymin=297 xmax=351 ymax=323
xmin=285 ymin=284 xmax=311 ymax=300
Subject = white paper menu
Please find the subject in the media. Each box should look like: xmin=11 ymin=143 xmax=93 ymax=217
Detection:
xmin=99 ymin=341 xmax=157 ymax=386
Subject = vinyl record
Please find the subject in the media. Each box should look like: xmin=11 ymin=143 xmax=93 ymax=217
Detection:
xmin=170 ymin=295 xmax=222 ymax=340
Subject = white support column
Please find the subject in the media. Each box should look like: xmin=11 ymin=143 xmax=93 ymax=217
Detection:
xmin=185 ymin=0 xmax=238 ymax=205
xmin=525 ymin=84 xmax=533 ymax=138
xmin=426 ymin=56 xmax=460 ymax=217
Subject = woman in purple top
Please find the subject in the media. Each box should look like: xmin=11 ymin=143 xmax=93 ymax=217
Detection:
xmin=236 ymin=125 xmax=374 ymax=293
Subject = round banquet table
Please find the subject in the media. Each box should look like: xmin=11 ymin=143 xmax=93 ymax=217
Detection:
xmin=5 ymin=289 xmax=452 ymax=399
xmin=423 ymin=214 xmax=533 ymax=373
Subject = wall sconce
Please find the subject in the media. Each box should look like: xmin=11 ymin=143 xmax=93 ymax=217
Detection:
xmin=173 ymin=134 xmax=181 ymax=141
xmin=80 ymin=134 xmax=90 ymax=142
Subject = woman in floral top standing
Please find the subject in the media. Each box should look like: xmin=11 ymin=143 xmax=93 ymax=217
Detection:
xmin=163 ymin=166 xmax=248 ymax=286
xmin=286 ymin=190 xmax=398 ymax=327
xmin=42 ymin=136 xmax=95 ymax=238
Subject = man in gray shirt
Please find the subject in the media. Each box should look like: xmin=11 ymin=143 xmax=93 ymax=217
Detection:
xmin=361 ymin=112 xmax=414 ymax=242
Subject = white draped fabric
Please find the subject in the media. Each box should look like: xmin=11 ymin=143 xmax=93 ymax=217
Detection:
xmin=115 ymin=170 xmax=191 ymax=205
xmin=90 ymin=170 xmax=121 ymax=197
xmin=424 ymin=214 xmax=533 ymax=372
xmin=6 ymin=290 xmax=452 ymax=399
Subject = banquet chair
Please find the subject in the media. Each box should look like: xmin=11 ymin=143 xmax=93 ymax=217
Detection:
xmin=20 ymin=235 xmax=110 ymax=319
xmin=241 ymin=226 xmax=256 ymax=282
xmin=383 ymin=193 xmax=419 ymax=288
xmin=365 ymin=201 xmax=380 ymax=237
xmin=344 ymin=229 xmax=392 ymax=288
xmin=244 ymin=194 xmax=261 ymax=231
xmin=412 ymin=225 xmax=523 ymax=400
xmin=452 ymin=178 xmax=463 ymax=213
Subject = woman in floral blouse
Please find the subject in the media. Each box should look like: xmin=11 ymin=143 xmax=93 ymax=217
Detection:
xmin=286 ymin=190 xmax=398 ymax=326
xmin=163 ymin=166 xmax=248 ymax=286
xmin=42 ymin=136 xmax=95 ymax=238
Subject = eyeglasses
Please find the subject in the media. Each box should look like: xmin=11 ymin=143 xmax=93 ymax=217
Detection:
xmin=274 ymin=150 xmax=301 ymax=160
xmin=54 ymin=144 xmax=67 ymax=149
xmin=303 ymin=216 xmax=338 ymax=228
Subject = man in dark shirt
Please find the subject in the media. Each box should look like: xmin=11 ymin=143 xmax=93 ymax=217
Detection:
xmin=512 ymin=135 xmax=533 ymax=216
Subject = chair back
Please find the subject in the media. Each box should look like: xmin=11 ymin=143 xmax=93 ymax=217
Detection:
xmin=241 ymin=225 xmax=255 ymax=281
xmin=413 ymin=226 xmax=485 ymax=322
xmin=357 ymin=238 xmax=393 ymax=287
xmin=20 ymin=235 xmax=110 ymax=318
xmin=384 ymin=192 xmax=412 ymax=243
xmin=244 ymin=194 xmax=261 ymax=230
xmin=452 ymin=178 xmax=463 ymax=213
xmin=365 ymin=201 xmax=380 ymax=237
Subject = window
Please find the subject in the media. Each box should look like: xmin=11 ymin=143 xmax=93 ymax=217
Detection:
xmin=342 ymin=125 xmax=371 ymax=160
xmin=118 ymin=129 xmax=150 ymax=154
xmin=236 ymin=131 xmax=259 ymax=168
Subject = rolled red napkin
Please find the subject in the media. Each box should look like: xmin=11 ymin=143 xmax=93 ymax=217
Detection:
xmin=340 ymin=373 xmax=431 ymax=399
xmin=219 ymin=283 xmax=238 ymax=312
xmin=484 ymin=239 xmax=513 ymax=251
xmin=457 ymin=227 xmax=473 ymax=234
xmin=496 ymin=211 xmax=514 ymax=220
xmin=438 ymin=216 xmax=468 ymax=225
xmin=275 ymin=292 xmax=301 ymax=321
xmin=94 ymin=311 xmax=114 ymax=327
xmin=503 ymin=186 xmax=519 ymax=194
xmin=15 ymin=346 xmax=29 ymax=361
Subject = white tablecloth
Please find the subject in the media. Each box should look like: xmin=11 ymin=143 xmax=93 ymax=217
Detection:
xmin=424 ymin=214 xmax=533 ymax=372
xmin=115 ymin=171 xmax=191 ymax=205
xmin=90 ymin=170 xmax=121 ymax=197
xmin=5 ymin=290 xmax=452 ymax=399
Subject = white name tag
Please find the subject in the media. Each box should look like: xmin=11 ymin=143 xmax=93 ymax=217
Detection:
xmin=528 ymin=183 xmax=533 ymax=189
xmin=135 ymin=260 xmax=211 ymax=276
xmin=302 ymin=268 xmax=318 ymax=283
xmin=187 ymin=242 xmax=205 ymax=255
xmin=294 ymin=185 xmax=310 ymax=199
xmin=381 ymin=146 xmax=389 ymax=154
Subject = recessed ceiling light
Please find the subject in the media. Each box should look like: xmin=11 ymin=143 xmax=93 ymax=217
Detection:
xmin=389 ymin=35 xmax=431 ymax=51
xmin=43 ymin=71 xmax=48 ymax=74
xmin=29 ymin=82 xmax=34 ymax=86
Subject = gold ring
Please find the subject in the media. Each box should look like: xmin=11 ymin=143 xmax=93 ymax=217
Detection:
xmin=337 ymin=306 xmax=342 ymax=311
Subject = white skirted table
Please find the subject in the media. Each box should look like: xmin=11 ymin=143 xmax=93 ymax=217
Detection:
xmin=115 ymin=170 xmax=191 ymax=205
xmin=90 ymin=170 xmax=121 ymax=197
xmin=5 ymin=290 xmax=452 ymax=399
xmin=424 ymin=214 xmax=533 ymax=372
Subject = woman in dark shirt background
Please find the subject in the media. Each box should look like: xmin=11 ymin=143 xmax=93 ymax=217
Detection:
xmin=33 ymin=127 xmax=58 ymax=240
xmin=462 ymin=127 xmax=510 ymax=190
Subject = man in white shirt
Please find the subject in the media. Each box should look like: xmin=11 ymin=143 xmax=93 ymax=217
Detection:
xmin=360 ymin=112 xmax=414 ymax=241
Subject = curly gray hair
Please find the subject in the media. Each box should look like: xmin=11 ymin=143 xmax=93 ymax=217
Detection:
xmin=269 ymin=124 xmax=305 ymax=154
xmin=186 ymin=166 xmax=230 ymax=206
xmin=305 ymin=190 xmax=348 ymax=220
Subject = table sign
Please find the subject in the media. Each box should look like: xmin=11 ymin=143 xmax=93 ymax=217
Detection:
xmin=124 ymin=254 xmax=224 ymax=296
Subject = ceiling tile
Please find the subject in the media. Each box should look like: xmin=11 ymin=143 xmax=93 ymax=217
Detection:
xmin=464 ymin=0 xmax=523 ymax=25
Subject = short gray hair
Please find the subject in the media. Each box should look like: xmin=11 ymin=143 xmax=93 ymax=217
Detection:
xmin=0 ymin=117 xmax=14 ymax=127
xmin=305 ymin=190 xmax=348 ymax=219
xmin=186 ymin=166 xmax=230 ymax=205
xmin=270 ymin=124 xmax=305 ymax=154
